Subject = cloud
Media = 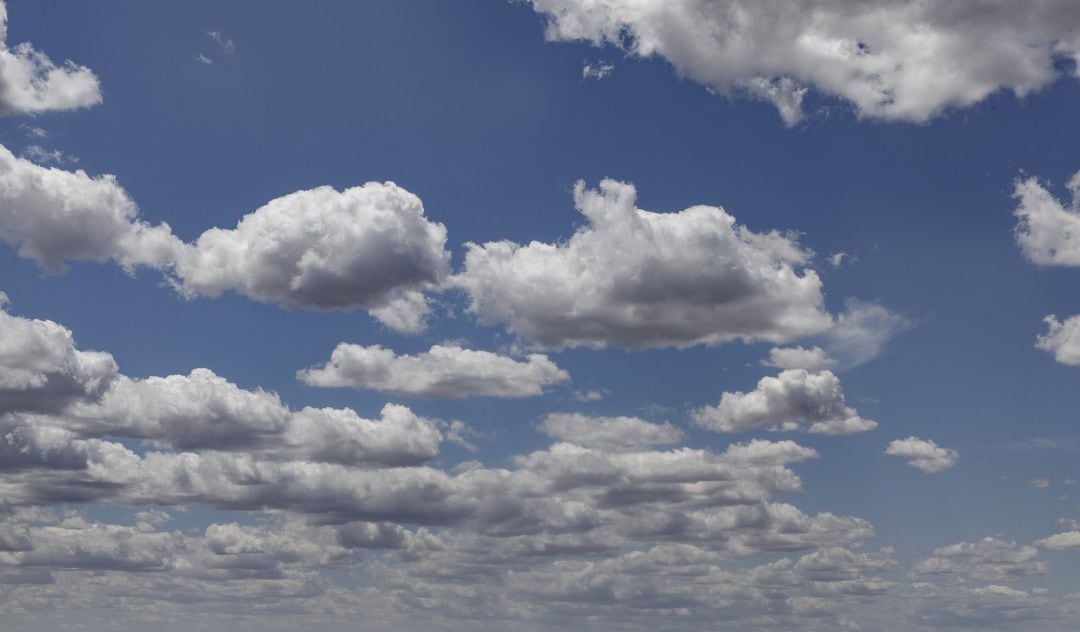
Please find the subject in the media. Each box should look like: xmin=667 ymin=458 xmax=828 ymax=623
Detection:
xmin=582 ymin=60 xmax=613 ymax=80
xmin=762 ymin=346 xmax=836 ymax=371
xmin=298 ymin=343 xmax=569 ymax=398
xmin=207 ymin=30 xmax=235 ymax=54
xmin=1036 ymin=314 xmax=1080 ymax=366
xmin=884 ymin=437 xmax=958 ymax=474
xmin=1014 ymin=171 xmax=1080 ymax=267
xmin=0 ymin=146 xmax=451 ymax=332
xmin=0 ymin=1 xmax=102 ymax=116
xmin=0 ymin=301 xmax=117 ymax=414
xmin=528 ymin=0 xmax=1080 ymax=125
xmin=455 ymin=179 xmax=831 ymax=349
xmin=913 ymin=537 xmax=1047 ymax=582
xmin=823 ymin=299 xmax=909 ymax=368
xmin=1035 ymin=531 xmax=1080 ymax=550
xmin=692 ymin=369 xmax=877 ymax=435
xmin=539 ymin=413 xmax=684 ymax=451
xmin=0 ymin=145 xmax=185 ymax=273
xmin=170 ymin=183 xmax=450 ymax=331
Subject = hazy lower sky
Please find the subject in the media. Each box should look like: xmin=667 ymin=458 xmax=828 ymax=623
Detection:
xmin=2 ymin=1 xmax=1080 ymax=630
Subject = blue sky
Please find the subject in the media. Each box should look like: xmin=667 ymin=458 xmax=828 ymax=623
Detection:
xmin=2 ymin=1 xmax=1080 ymax=630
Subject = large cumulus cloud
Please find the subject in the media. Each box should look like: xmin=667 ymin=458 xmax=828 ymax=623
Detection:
xmin=455 ymin=179 xmax=831 ymax=349
xmin=529 ymin=0 xmax=1080 ymax=125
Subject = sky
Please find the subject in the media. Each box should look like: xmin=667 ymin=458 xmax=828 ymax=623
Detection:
xmin=1 ymin=1 xmax=1080 ymax=630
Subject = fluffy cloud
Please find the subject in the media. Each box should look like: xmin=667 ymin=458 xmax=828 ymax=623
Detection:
xmin=692 ymin=369 xmax=876 ymax=435
xmin=0 ymin=145 xmax=184 ymax=273
xmin=0 ymin=301 xmax=117 ymax=414
xmin=539 ymin=413 xmax=683 ymax=450
xmin=762 ymin=346 xmax=835 ymax=371
xmin=170 ymin=183 xmax=450 ymax=330
xmin=0 ymin=147 xmax=451 ymax=331
xmin=456 ymin=179 xmax=831 ymax=349
xmin=0 ymin=2 xmax=101 ymax=116
xmin=1014 ymin=171 xmax=1080 ymax=267
xmin=529 ymin=0 xmax=1080 ymax=125
xmin=1035 ymin=531 xmax=1080 ymax=550
xmin=298 ymin=343 xmax=569 ymax=398
xmin=913 ymin=537 xmax=1047 ymax=582
xmin=1036 ymin=314 xmax=1080 ymax=366
xmin=884 ymin=437 xmax=958 ymax=474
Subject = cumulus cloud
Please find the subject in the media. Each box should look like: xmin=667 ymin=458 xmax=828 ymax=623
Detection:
xmin=455 ymin=179 xmax=831 ymax=349
xmin=913 ymin=537 xmax=1047 ymax=582
xmin=539 ymin=413 xmax=683 ymax=451
xmin=1014 ymin=171 xmax=1080 ymax=267
xmin=298 ymin=343 xmax=569 ymax=398
xmin=0 ymin=301 xmax=117 ymax=414
xmin=0 ymin=145 xmax=185 ymax=273
xmin=529 ymin=0 xmax=1080 ymax=125
xmin=1036 ymin=314 xmax=1080 ymax=366
xmin=692 ymin=369 xmax=876 ymax=435
xmin=1035 ymin=531 xmax=1080 ymax=550
xmin=0 ymin=146 xmax=451 ymax=332
xmin=884 ymin=437 xmax=958 ymax=474
xmin=0 ymin=1 xmax=101 ymax=116
xmin=762 ymin=346 xmax=836 ymax=371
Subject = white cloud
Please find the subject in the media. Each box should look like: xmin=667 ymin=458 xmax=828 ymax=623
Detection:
xmin=20 ymin=145 xmax=77 ymax=165
xmin=456 ymin=179 xmax=831 ymax=349
xmin=582 ymin=60 xmax=613 ymax=80
xmin=1030 ymin=477 xmax=1051 ymax=489
xmin=171 ymin=182 xmax=450 ymax=331
xmin=0 ymin=147 xmax=451 ymax=332
xmin=1035 ymin=531 xmax=1080 ymax=550
xmin=0 ymin=144 xmax=185 ymax=273
xmin=692 ymin=369 xmax=876 ymax=435
xmin=0 ymin=1 xmax=102 ymax=116
xmin=823 ymin=299 xmax=909 ymax=368
xmin=1014 ymin=171 xmax=1080 ymax=267
xmin=539 ymin=413 xmax=683 ymax=451
xmin=0 ymin=302 xmax=117 ymax=414
xmin=762 ymin=346 xmax=836 ymax=371
xmin=913 ymin=537 xmax=1047 ymax=582
xmin=884 ymin=437 xmax=958 ymax=474
xmin=298 ymin=343 xmax=569 ymax=398
xmin=207 ymin=30 xmax=235 ymax=54
xmin=529 ymin=0 xmax=1080 ymax=125
xmin=1036 ymin=314 xmax=1080 ymax=366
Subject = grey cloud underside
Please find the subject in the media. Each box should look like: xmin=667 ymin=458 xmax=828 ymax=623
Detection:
xmin=0 ymin=145 xmax=450 ymax=332
xmin=455 ymin=179 xmax=831 ymax=349
xmin=529 ymin=0 xmax=1080 ymax=125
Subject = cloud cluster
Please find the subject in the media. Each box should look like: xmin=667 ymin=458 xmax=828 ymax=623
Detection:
xmin=299 ymin=343 xmax=569 ymax=398
xmin=0 ymin=146 xmax=450 ymax=332
xmin=456 ymin=179 xmax=831 ymax=349
xmin=884 ymin=436 xmax=959 ymax=474
xmin=692 ymin=369 xmax=876 ymax=435
xmin=529 ymin=0 xmax=1080 ymax=124
xmin=0 ymin=1 xmax=101 ymax=116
